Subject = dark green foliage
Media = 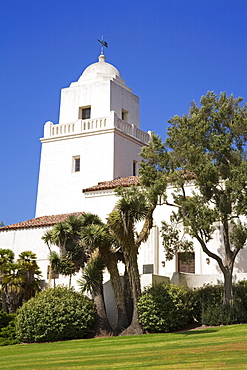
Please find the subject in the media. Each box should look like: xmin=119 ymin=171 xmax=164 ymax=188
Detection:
xmin=201 ymin=302 xmax=246 ymax=326
xmin=137 ymin=283 xmax=191 ymax=333
xmin=0 ymin=320 xmax=19 ymax=346
xmin=192 ymin=283 xmax=247 ymax=326
xmin=234 ymin=280 xmax=247 ymax=309
xmin=192 ymin=284 xmax=223 ymax=323
xmin=0 ymin=311 xmax=19 ymax=346
xmin=16 ymin=286 xmax=96 ymax=343
xmin=0 ymin=310 xmax=15 ymax=330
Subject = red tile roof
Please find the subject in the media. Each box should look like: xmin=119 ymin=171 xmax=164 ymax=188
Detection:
xmin=83 ymin=176 xmax=140 ymax=192
xmin=0 ymin=212 xmax=84 ymax=231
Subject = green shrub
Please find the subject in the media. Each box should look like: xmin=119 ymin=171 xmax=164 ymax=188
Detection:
xmin=0 ymin=311 xmax=15 ymax=330
xmin=137 ymin=283 xmax=192 ymax=333
xmin=234 ymin=280 xmax=247 ymax=311
xmin=0 ymin=311 xmax=19 ymax=346
xmin=16 ymin=286 xmax=96 ymax=343
xmin=201 ymin=301 xmax=247 ymax=326
xmin=191 ymin=284 xmax=224 ymax=323
xmin=0 ymin=320 xmax=20 ymax=346
xmin=192 ymin=283 xmax=247 ymax=326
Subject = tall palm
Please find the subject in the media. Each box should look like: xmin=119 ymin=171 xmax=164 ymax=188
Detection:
xmin=17 ymin=251 xmax=41 ymax=302
xmin=107 ymin=186 xmax=154 ymax=335
xmin=42 ymin=215 xmax=87 ymax=286
xmin=78 ymin=252 xmax=112 ymax=335
xmin=80 ymin=215 xmax=128 ymax=332
xmin=79 ymin=222 xmax=113 ymax=335
xmin=0 ymin=249 xmax=14 ymax=312
xmin=1 ymin=262 xmax=24 ymax=313
xmin=48 ymin=251 xmax=60 ymax=288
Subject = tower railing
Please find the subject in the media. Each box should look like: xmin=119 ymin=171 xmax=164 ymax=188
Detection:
xmin=44 ymin=116 xmax=150 ymax=144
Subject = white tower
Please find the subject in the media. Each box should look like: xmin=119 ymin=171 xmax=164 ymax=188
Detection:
xmin=35 ymin=54 xmax=150 ymax=217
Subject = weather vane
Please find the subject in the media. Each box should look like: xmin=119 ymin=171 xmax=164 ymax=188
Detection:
xmin=97 ymin=36 xmax=108 ymax=55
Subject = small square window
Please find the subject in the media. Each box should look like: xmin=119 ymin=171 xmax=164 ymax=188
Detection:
xmin=74 ymin=157 xmax=80 ymax=172
xmin=122 ymin=109 xmax=129 ymax=122
xmin=143 ymin=264 xmax=154 ymax=274
xmin=80 ymin=106 xmax=91 ymax=120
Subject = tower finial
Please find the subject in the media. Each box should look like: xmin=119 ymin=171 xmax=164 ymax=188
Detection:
xmin=97 ymin=36 xmax=108 ymax=55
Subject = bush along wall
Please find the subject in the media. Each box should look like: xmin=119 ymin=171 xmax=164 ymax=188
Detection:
xmin=137 ymin=283 xmax=193 ymax=333
xmin=137 ymin=281 xmax=247 ymax=333
xmin=16 ymin=286 xmax=96 ymax=343
xmin=191 ymin=282 xmax=247 ymax=326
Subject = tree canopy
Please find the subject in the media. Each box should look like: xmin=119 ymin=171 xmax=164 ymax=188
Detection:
xmin=141 ymin=91 xmax=247 ymax=307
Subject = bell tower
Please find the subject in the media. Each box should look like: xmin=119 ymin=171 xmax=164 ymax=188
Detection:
xmin=35 ymin=54 xmax=150 ymax=217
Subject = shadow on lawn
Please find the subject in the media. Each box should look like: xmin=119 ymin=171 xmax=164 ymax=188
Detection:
xmin=176 ymin=328 xmax=218 ymax=335
xmin=172 ymin=323 xmax=219 ymax=335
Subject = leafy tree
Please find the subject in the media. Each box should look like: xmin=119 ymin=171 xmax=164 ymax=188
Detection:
xmin=141 ymin=92 xmax=247 ymax=308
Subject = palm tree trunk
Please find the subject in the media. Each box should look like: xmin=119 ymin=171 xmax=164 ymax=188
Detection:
xmin=104 ymin=253 xmax=128 ymax=332
xmin=91 ymin=288 xmax=113 ymax=336
xmin=120 ymin=247 xmax=143 ymax=335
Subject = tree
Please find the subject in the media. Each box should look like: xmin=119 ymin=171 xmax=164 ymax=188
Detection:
xmin=0 ymin=250 xmax=41 ymax=313
xmin=107 ymin=186 xmax=158 ymax=335
xmin=141 ymin=92 xmax=247 ymax=308
xmin=44 ymin=213 xmax=126 ymax=334
xmin=77 ymin=253 xmax=112 ymax=335
xmin=17 ymin=251 xmax=41 ymax=302
xmin=79 ymin=215 xmax=128 ymax=334
xmin=42 ymin=215 xmax=87 ymax=287
xmin=0 ymin=249 xmax=15 ymax=312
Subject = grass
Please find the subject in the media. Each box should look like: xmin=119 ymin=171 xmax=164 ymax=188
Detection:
xmin=1 ymin=324 xmax=247 ymax=369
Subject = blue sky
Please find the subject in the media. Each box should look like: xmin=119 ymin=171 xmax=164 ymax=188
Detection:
xmin=0 ymin=0 xmax=247 ymax=226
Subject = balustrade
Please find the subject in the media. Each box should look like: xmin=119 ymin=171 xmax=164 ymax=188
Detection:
xmin=47 ymin=117 xmax=149 ymax=144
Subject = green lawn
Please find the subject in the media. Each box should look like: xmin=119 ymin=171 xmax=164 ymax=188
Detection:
xmin=1 ymin=324 xmax=247 ymax=369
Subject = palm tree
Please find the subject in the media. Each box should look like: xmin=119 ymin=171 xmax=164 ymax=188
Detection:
xmin=17 ymin=251 xmax=41 ymax=302
xmin=48 ymin=251 xmax=60 ymax=288
xmin=107 ymin=186 xmax=155 ymax=335
xmin=77 ymin=252 xmax=113 ymax=335
xmin=42 ymin=215 xmax=87 ymax=287
xmin=80 ymin=215 xmax=128 ymax=333
xmin=1 ymin=262 xmax=24 ymax=313
xmin=1 ymin=251 xmax=41 ymax=313
xmin=0 ymin=249 xmax=15 ymax=312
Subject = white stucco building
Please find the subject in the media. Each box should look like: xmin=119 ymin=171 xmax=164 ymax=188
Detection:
xmin=1 ymin=52 xmax=247 ymax=294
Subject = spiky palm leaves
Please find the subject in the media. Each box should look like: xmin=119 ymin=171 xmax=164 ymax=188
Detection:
xmin=107 ymin=186 xmax=154 ymax=335
xmin=0 ymin=249 xmax=41 ymax=313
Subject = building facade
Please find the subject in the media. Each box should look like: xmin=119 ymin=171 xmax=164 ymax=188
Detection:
xmin=1 ymin=53 xmax=247 ymax=293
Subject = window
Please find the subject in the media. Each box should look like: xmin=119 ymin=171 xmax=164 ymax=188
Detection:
xmin=74 ymin=157 xmax=80 ymax=172
xmin=177 ymin=252 xmax=195 ymax=274
xmin=143 ymin=264 xmax=154 ymax=274
xmin=122 ymin=109 xmax=129 ymax=122
xmin=133 ymin=161 xmax=137 ymax=176
xmin=79 ymin=106 xmax=91 ymax=120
